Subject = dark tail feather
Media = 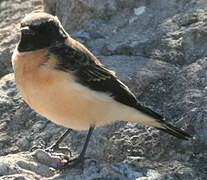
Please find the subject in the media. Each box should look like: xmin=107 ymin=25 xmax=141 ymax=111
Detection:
xmin=156 ymin=119 xmax=192 ymax=140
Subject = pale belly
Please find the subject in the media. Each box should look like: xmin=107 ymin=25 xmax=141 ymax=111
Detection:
xmin=17 ymin=70 xmax=125 ymax=130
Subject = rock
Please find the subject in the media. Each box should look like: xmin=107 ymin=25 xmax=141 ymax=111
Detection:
xmin=74 ymin=30 xmax=104 ymax=41
xmin=0 ymin=152 xmax=56 ymax=179
xmin=0 ymin=162 xmax=10 ymax=176
xmin=147 ymin=11 xmax=207 ymax=65
xmin=0 ymin=151 xmax=146 ymax=179
xmin=0 ymin=151 xmax=204 ymax=179
xmin=16 ymin=136 xmax=31 ymax=150
xmin=134 ymin=6 xmax=146 ymax=16
xmin=145 ymin=170 xmax=163 ymax=180
xmin=43 ymin=0 xmax=118 ymax=32
xmin=101 ymin=39 xmax=150 ymax=56
xmin=32 ymin=149 xmax=67 ymax=169
xmin=43 ymin=0 xmax=57 ymax=15
xmin=182 ymin=17 xmax=207 ymax=64
xmin=0 ymin=132 xmax=10 ymax=144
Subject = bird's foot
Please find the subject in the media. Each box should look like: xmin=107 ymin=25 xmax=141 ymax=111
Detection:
xmin=30 ymin=141 xmax=72 ymax=159
xmin=45 ymin=143 xmax=72 ymax=157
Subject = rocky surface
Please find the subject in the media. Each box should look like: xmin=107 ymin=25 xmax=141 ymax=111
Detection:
xmin=0 ymin=0 xmax=207 ymax=179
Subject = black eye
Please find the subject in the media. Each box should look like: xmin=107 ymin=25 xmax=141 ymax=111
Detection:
xmin=29 ymin=25 xmax=38 ymax=31
xmin=40 ymin=22 xmax=56 ymax=34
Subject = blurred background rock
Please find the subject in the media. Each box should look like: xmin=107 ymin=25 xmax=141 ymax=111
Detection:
xmin=0 ymin=0 xmax=207 ymax=179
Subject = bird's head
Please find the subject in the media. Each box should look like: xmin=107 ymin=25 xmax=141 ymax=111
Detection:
xmin=18 ymin=12 xmax=67 ymax=52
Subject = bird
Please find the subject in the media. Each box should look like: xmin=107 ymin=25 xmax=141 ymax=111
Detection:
xmin=12 ymin=12 xmax=192 ymax=169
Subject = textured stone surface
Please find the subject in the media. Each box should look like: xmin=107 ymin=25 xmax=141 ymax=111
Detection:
xmin=0 ymin=0 xmax=207 ymax=179
xmin=0 ymin=150 xmax=206 ymax=180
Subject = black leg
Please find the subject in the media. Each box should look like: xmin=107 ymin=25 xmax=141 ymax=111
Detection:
xmin=78 ymin=126 xmax=95 ymax=160
xmin=47 ymin=128 xmax=72 ymax=152
xmin=62 ymin=125 xmax=95 ymax=169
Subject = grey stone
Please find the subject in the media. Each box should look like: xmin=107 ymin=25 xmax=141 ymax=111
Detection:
xmin=32 ymin=149 xmax=67 ymax=169
xmin=101 ymin=39 xmax=150 ymax=56
xmin=52 ymin=0 xmax=118 ymax=31
xmin=74 ymin=30 xmax=105 ymax=41
xmin=147 ymin=11 xmax=207 ymax=65
xmin=16 ymin=136 xmax=30 ymax=150
xmin=0 ymin=175 xmax=27 ymax=180
xmin=51 ymin=160 xmax=144 ymax=180
xmin=0 ymin=163 xmax=10 ymax=176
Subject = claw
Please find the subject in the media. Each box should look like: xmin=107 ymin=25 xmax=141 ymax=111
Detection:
xmin=46 ymin=145 xmax=72 ymax=157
